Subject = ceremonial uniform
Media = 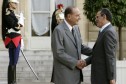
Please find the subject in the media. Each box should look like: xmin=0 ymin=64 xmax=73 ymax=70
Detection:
xmin=51 ymin=9 xmax=58 ymax=33
xmin=4 ymin=8 xmax=21 ymax=49
xmin=2 ymin=0 xmax=23 ymax=84
xmin=51 ymin=4 xmax=64 ymax=33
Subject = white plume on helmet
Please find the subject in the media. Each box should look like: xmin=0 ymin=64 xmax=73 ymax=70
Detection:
xmin=9 ymin=0 xmax=19 ymax=3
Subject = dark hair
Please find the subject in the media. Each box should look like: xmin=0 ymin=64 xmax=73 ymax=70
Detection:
xmin=64 ymin=6 xmax=76 ymax=18
xmin=100 ymin=8 xmax=112 ymax=22
xmin=2 ymin=0 xmax=9 ymax=41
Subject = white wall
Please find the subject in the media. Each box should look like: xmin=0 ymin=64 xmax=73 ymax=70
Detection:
xmin=117 ymin=61 xmax=126 ymax=84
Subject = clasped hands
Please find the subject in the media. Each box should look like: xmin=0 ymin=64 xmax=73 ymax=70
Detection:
xmin=76 ymin=59 xmax=86 ymax=69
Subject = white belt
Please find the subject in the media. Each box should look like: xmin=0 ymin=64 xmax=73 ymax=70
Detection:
xmin=8 ymin=28 xmax=21 ymax=34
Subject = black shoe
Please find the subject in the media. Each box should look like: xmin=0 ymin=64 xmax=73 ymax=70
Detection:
xmin=8 ymin=65 xmax=15 ymax=84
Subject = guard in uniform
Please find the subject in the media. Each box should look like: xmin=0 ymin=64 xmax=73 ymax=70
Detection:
xmin=2 ymin=0 xmax=24 ymax=84
xmin=51 ymin=4 xmax=64 ymax=33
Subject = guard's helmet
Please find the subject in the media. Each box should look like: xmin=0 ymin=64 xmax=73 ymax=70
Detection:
xmin=9 ymin=0 xmax=19 ymax=3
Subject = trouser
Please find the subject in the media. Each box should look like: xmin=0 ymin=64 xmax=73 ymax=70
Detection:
xmin=8 ymin=44 xmax=20 ymax=84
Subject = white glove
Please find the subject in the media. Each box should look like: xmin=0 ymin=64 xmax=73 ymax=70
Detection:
xmin=18 ymin=12 xmax=25 ymax=27
xmin=20 ymin=38 xmax=24 ymax=51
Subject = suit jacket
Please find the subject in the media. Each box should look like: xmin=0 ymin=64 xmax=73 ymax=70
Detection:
xmin=51 ymin=21 xmax=92 ymax=84
xmin=86 ymin=24 xmax=118 ymax=84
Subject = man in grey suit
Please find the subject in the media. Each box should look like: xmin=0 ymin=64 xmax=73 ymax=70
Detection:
xmin=51 ymin=6 xmax=92 ymax=84
xmin=85 ymin=8 xmax=118 ymax=84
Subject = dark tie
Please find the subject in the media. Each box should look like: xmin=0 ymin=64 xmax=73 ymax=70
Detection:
xmin=98 ymin=31 xmax=101 ymax=37
xmin=71 ymin=28 xmax=77 ymax=44
xmin=72 ymin=28 xmax=75 ymax=38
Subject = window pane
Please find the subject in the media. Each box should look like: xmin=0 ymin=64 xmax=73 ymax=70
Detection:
xmin=32 ymin=13 xmax=50 ymax=36
xmin=32 ymin=0 xmax=50 ymax=11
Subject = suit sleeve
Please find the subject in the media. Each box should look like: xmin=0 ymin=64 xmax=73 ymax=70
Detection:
xmin=85 ymin=55 xmax=92 ymax=66
xmin=81 ymin=45 xmax=92 ymax=65
xmin=81 ymin=44 xmax=92 ymax=56
xmin=104 ymin=31 xmax=117 ymax=80
xmin=76 ymin=26 xmax=92 ymax=65
xmin=52 ymin=28 xmax=78 ymax=70
xmin=76 ymin=26 xmax=92 ymax=56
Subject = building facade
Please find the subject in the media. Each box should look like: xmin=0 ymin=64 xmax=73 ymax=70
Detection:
xmin=0 ymin=0 xmax=88 ymax=50
xmin=0 ymin=0 xmax=126 ymax=83
xmin=0 ymin=0 xmax=126 ymax=58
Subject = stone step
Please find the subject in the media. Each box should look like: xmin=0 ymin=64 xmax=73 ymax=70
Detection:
xmin=0 ymin=50 xmax=52 ymax=56
xmin=0 ymin=69 xmax=91 ymax=82
xmin=0 ymin=54 xmax=53 ymax=61
xmin=0 ymin=76 xmax=52 ymax=82
xmin=0 ymin=50 xmax=91 ymax=84
xmin=18 ymin=82 xmax=54 ymax=84
xmin=0 ymin=81 xmax=89 ymax=84
xmin=0 ymin=70 xmax=52 ymax=77
xmin=0 ymin=61 xmax=53 ymax=67
xmin=0 ymin=66 xmax=53 ymax=72
xmin=0 ymin=50 xmax=53 ymax=82
xmin=0 ymin=81 xmax=54 ymax=84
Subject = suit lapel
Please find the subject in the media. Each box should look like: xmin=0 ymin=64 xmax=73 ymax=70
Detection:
xmin=63 ymin=21 xmax=77 ymax=47
xmin=65 ymin=30 xmax=77 ymax=46
xmin=74 ymin=27 xmax=81 ymax=59
xmin=73 ymin=27 xmax=79 ymax=48
xmin=63 ymin=22 xmax=81 ymax=59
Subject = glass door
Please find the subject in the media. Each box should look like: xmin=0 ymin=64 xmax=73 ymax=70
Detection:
xmin=29 ymin=0 xmax=54 ymax=50
xmin=29 ymin=0 xmax=75 ymax=50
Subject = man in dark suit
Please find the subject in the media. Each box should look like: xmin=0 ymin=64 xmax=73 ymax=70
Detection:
xmin=51 ymin=6 xmax=92 ymax=84
xmin=85 ymin=8 xmax=118 ymax=84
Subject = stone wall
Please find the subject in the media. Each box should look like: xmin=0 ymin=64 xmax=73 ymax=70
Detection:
xmin=75 ymin=0 xmax=89 ymax=43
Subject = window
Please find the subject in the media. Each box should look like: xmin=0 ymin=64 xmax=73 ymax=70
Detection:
xmin=31 ymin=0 xmax=75 ymax=37
xmin=31 ymin=0 xmax=50 ymax=36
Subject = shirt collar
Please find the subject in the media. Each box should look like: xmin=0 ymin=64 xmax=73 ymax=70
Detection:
xmin=100 ymin=22 xmax=111 ymax=32
xmin=64 ymin=19 xmax=73 ymax=32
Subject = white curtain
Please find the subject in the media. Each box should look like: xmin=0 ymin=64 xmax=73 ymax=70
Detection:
xmin=31 ymin=0 xmax=74 ymax=36
xmin=31 ymin=0 xmax=50 ymax=36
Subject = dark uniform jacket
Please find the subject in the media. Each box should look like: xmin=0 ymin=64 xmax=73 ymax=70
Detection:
xmin=51 ymin=9 xmax=58 ymax=33
xmin=3 ymin=9 xmax=21 ymax=48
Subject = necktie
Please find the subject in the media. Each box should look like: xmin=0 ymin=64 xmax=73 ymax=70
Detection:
xmin=72 ymin=28 xmax=75 ymax=37
xmin=71 ymin=28 xmax=77 ymax=44
xmin=98 ymin=31 xmax=101 ymax=37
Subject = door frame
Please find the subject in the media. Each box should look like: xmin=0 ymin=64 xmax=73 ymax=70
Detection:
xmin=26 ymin=0 xmax=55 ymax=50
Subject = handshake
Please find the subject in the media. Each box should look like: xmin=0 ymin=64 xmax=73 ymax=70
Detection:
xmin=76 ymin=59 xmax=86 ymax=69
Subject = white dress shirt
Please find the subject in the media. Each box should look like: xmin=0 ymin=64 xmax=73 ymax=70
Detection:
xmin=64 ymin=19 xmax=73 ymax=32
xmin=100 ymin=22 xmax=111 ymax=32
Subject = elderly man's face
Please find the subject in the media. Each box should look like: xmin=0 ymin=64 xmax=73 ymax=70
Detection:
xmin=95 ymin=11 xmax=105 ymax=28
xmin=68 ymin=8 xmax=81 ymax=26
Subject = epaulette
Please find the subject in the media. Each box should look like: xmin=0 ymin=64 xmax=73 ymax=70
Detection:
xmin=5 ymin=9 xmax=11 ymax=15
xmin=55 ymin=10 xmax=60 ymax=15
